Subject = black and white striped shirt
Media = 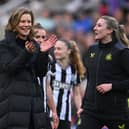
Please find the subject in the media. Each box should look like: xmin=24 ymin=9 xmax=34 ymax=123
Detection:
xmin=47 ymin=62 xmax=80 ymax=121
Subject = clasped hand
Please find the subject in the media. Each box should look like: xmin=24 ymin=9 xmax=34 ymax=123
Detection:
xmin=25 ymin=41 xmax=36 ymax=53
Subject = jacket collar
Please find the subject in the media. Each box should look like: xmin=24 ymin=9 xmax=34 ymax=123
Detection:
xmin=98 ymin=40 xmax=116 ymax=49
xmin=5 ymin=30 xmax=17 ymax=43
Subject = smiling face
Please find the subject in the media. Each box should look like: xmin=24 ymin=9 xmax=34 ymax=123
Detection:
xmin=34 ymin=28 xmax=47 ymax=44
xmin=93 ymin=18 xmax=113 ymax=43
xmin=54 ymin=40 xmax=71 ymax=61
xmin=16 ymin=14 xmax=32 ymax=40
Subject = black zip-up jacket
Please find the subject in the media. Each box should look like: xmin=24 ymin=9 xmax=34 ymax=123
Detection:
xmin=82 ymin=41 xmax=129 ymax=120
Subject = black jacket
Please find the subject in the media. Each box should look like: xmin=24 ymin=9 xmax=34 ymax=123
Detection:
xmin=82 ymin=41 xmax=129 ymax=120
xmin=0 ymin=31 xmax=47 ymax=129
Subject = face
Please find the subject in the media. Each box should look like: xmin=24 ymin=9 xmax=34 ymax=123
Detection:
xmin=93 ymin=18 xmax=112 ymax=42
xmin=54 ymin=40 xmax=71 ymax=61
xmin=34 ymin=28 xmax=47 ymax=44
xmin=16 ymin=14 xmax=32 ymax=39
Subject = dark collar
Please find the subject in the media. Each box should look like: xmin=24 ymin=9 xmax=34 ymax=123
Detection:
xmin=98 ymin=40 xmax=116 ymax=49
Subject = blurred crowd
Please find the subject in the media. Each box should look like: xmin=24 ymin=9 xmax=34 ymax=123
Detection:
xmin=0 ymin=0 xmax=129 ymax=129
xmin=1 ymin=0 xmax=129 ymax=53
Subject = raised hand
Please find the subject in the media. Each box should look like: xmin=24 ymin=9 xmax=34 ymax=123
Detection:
xmin=40 ymin=34 xmax=57 ymax=52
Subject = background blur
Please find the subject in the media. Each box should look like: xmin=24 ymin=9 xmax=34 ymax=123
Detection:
xmin=1 ymin=0 xmax=129 ymax=41
xmin=0 ymin=0 xmax=129 ymax=129
xmin=1 ymin=0 xmax=129 ymax=53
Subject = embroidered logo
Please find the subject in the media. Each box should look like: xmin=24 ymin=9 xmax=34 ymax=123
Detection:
xmin=118 ymin=123 xmax=125 ymax=129
xmin=90 ymin=52 xmax=95 ymax=58
xmin=105 ymin=53 xmax=112 ymax=61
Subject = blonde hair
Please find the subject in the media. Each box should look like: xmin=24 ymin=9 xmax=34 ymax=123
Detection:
xmin=101 ymin=15 xmax=129 ymax=47
xmin=69 ymin=40 xmax=86 ymax=79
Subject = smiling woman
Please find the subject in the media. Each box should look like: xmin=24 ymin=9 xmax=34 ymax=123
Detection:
xmin=6 ymin=7 xmax=34 ymax=40
xmin=0 ymin=7 xmax=48 ymax=129
xmin=16 ymin=14 xmax=32 ymax=39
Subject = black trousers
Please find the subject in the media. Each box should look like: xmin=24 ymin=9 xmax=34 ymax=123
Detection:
xmin=57 ymin=120 xmax=71 ymax=129
xmin=77 ymin=112 xmax=129 ymax=129
xmin=29 ymin=109 xmax=34 ymax=129
xmin=28 ymin=112 xmax=52 ymax=129
xmin=45 ymin=113 xmax=52 ymax=129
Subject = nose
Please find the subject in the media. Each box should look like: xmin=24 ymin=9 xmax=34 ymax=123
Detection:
xmin=38 ymin=38 xmax=43 ymax=44
xmin=93 ymin=26 xmax=96 ymax=31
xmin=54 ymin=48 xmax=58 ymax=54
xmin=24 ymin=21 xmax=31 ymax=26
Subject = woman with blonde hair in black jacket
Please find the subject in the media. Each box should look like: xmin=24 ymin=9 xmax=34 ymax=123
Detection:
xmin=77 ymin=15 xmax=129 ymax=129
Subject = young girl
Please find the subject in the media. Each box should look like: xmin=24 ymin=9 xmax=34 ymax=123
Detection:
xmin=33 ymin=23 xmax=58 ymax=129
xmin=47 ymin=39 xmax=85 ymax=129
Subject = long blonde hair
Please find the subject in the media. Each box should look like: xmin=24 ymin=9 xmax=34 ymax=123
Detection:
xmin=101 ymin=15 xmax=129 ymax=47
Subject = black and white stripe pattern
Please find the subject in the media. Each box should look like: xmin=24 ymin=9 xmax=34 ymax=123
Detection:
xmin=37 ymin=76 xmax=47 ymax=112
xmin=47 ymin=62 xmax=80 ymax=121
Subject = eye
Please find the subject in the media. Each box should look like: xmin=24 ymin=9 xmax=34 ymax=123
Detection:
xmin=42 ymin=36 xmax=46 ymax=39
xmin=35 ymin=35 xmax=47 ymax=39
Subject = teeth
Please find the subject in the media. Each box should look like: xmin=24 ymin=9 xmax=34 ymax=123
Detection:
xmin=23 ymin=29 xmax=29 ymax=31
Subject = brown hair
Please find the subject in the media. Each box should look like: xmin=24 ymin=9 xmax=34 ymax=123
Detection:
xmin=33 ymin=23 xmax=46 ymax=30
xmin=59 ymin=39 xmax=86 ymax=79
xmin=33 ymin=23 xmax=47 ymax=37
xmin=6 ymin=7 xmax=35 ymax=40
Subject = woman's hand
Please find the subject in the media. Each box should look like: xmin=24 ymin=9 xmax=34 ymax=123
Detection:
xmin=51 ymin=112 xmax=59 ymax=129
xmin=40 ymin=34 xmax=57 ymax=52
xmin=77 ymin=108 xmax=83 ymax=118
xmin=96 ymin=83 xmax=112 ymax=94
xmin=25 ymin=41 xmax=36 ymax=53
